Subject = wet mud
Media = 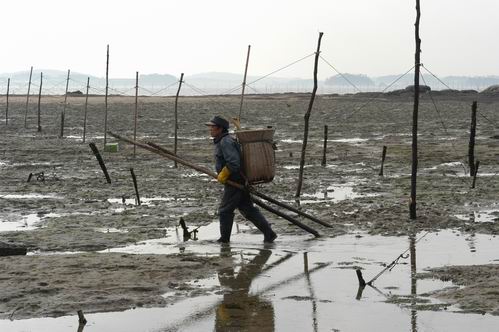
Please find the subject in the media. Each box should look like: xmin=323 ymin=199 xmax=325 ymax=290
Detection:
xmin=1 ymin=93 xmax=499 ymax=329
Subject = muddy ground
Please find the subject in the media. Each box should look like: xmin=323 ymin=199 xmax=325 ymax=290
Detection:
xmin=1 ymin=92 xmax=498 ymax=322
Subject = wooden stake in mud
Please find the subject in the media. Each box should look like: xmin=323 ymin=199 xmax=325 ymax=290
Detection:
xmin=130 ymin=167 xmax=141 ymax=205
xmin=37 ymin=72 xmax=43 ymax=132
xmin=379 ymin=145 xmax=387 ymax=176
xmin=89 ymin=142 xmax=111 ymax=184
xmin=238 ymin=45 xmax=251 ymax=121
xmin=104 ymin=44 xmax=109 ymax=147
xmin=5 ymin=78 xmax=10 ymax=125
xmin=468 ymin=101 xmax=477 ymax=176
xmin=321 ymin=125 xmax=328 ymax=167
xmin=471 ymin=160 xmax=480 ymax=189
xmin=296 ymin=32 xmax=324 ymax=198
xmin=410 ymin=0 xmax=421 ymax=220
xmin=83 ymin=77 xmax=90 ymax=143
xmin=24 ymin=66 xmax=33 ymax=128
xmin=174 ymin=73 xmax=184 ymax=167
xmin=134 ymin=71 xmax=139 ymax=157
xmin=60 ymin=69 xmax=70 ymax=138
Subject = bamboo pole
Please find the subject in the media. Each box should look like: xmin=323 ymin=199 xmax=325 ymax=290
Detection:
xmin=321 ymin=125 xmax=328 ymax=167
xmin=410 ymin=0 xmax=421 ymax=220
xmin=24 ymin=66 xmax=33 ymax=128
xmin=5 ymin=78 xmax=10 ymax=125
xmin=108 ymin=132 xmax=323 ymax=235
xmin=296 ymin=32 xmax=323 ymax=198
xmin=174 ymin=73 xmax=184 ymax=167
xmin=134 ymin=71 xmax=139 ymax=157
xmin=60 ymin=69 xmax=70 ymax=138
xmin=83 ymin=77 xmax=90 ymax=143
xmin=238 ymin=45 xmax=251 ymax=121
xmin=37 ymin=72 xmax=43 ymax=132
xmin=146 ymin=140 xmax=332 ymax=228
xmin=468 ymin=101 xmax=477 ymax=176
xmin=104 ymin=44 xmax=109 ymax=147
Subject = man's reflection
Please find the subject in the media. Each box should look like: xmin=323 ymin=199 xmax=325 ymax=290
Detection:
xmin=215 ymin=248 xmax=275 ymax=331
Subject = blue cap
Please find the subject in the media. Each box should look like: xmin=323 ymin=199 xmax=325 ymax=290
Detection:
xmin=205 ymin=116 xmax=229 ymax=130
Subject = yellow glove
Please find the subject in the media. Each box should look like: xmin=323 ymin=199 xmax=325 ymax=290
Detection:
xmin=217 ymin=166 xmax=231 ymax=184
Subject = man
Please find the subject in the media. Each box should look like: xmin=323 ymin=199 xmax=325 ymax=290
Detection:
xmin=206 ymin=115 xmax=277 ymax=243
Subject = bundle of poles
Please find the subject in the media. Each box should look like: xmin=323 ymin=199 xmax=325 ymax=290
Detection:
xmin=108 ymin=132 xmax=332 ymax=237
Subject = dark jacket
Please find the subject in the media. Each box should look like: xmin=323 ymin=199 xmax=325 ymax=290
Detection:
xmin=214 ymin=132 xmax=243 ymax=182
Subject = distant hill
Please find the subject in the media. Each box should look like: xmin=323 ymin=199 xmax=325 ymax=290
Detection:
xmin=1 ymin=69 xmax=499 ymax=95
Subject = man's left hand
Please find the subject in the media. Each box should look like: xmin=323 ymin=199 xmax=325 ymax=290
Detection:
xmin=217 ymin=166 xmax=231 ymax=184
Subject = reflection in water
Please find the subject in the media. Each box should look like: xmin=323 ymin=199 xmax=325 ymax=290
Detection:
xmin=409 ymin=233 xmax=417 ymax=332
xmin=215 ymin=248 xmax=275 ymax=331
xmin=303 ymin=252 xmax=318 ymax=332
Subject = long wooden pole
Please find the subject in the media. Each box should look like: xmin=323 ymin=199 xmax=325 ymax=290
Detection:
xmin=83 ymin=77 xmax=90 ymax=143
xmin=5 ymin=78 xmax=10 ymax=125
xmin=296 ymin=32 xmax=324 ymax=198
xmin=134 ymin=71 xmax=139 ymax=157
xmin=108 ymin=132 xmax=323 ymax=235
xmin=410 ymin=0 xmax=421 ymax=220
xmin=24 ymin=66 xmax=33 ymax=128
xmin=37 ymin=72 xmax=43 ymax=132
xmin=468 ymin=101 xmax=477 ymax=176
xmin=146 ymin=141 xmax=332 ymax=228
xmin=104 ymin=44 xmax=109 ymax=147
xmin=60 ymin=69 xmax=70 ymax=138
xmin=238 ymin=45 xmax=251 ymax=121
xmin=174 ymin=73 xmax=184 ymax=167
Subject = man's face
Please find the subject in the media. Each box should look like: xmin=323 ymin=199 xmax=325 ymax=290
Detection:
xmin=208 ymin=125 xmax=222 ymax=138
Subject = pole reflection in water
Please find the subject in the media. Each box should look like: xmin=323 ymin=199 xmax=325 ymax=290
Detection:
xmin=215 ymin=248 xmax=275 ymax=331
xmin=410 ymin=233 xmax=417 ymax=332
xmin=304 ymin=252 xmax=319 ymax=332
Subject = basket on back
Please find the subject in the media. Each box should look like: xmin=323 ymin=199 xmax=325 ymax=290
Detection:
xmin=235 ymin=128 xmax=275 ymax=184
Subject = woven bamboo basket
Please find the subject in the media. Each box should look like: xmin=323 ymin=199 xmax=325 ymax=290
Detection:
xmin=235 ymin=128 xmax=275 ymax=184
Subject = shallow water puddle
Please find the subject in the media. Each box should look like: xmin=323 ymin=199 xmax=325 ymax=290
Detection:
xmin=3 ymin=229 xmax=499 ymax=331
xmin=300 ymin=183 xmax=378 ymax=204
xmin=0 ymin=193 xmax=63 ymax=200
xmin=455 ymin=209 xmax=499 ymax=223
xmin=0 ymin=214 xmax=41 ymax=232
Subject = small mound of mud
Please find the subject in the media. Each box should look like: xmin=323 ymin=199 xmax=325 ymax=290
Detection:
xmin=418 ymin=264 xmax=499 ymax=315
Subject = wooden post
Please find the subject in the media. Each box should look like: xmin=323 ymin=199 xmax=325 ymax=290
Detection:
xmin=321 ymin=125 xmax=328 ymax=167
xmin=83 ymin=77 xmax=90 ymax=143
xmin=174 ymin=73 xmax=184 ymax=167
xmin=134 ymin=71 xmax=139 ymax=157
xmin=296 ymin=32 xmax=323 ymax=198
xmin=238 ymin=45 xmax=251 ymax=121
xmin=468 ymin=101 xmax=477 ymax=176
xmin=130 ymin=168 xmax=141 ymax=205
xmin=89 ymin=142 xmax=112 ymax=183
xmin=379 ymin=145 xmax=387 ymax=176
xmin=5 ymin=78 xmax=10 ymax=125
xmin=471 ymin=160 xmax=480 ymax=189
xmin=37 ymin=72 xmax=43 ymax=132
xmin=24 ymin=66 xmax=33 ymax=128
xmin=410 ymin=0 xmax=421 ymax=220
xmin=104 ymin=44 xmax=109 ymax=147
xmin=60 ymin=69 xmax=70 ymax=138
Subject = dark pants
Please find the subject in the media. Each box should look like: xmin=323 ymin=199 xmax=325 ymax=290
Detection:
xmin=218 ymin=185 xmax=275 ymax=242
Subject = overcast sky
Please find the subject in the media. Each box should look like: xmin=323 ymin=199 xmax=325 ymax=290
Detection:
xmin=1 ymin=0 xmax=498 ymax=79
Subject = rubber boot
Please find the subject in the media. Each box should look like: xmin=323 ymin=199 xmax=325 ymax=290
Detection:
xmin=218 ymin=211 xmax=234 ymax=243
